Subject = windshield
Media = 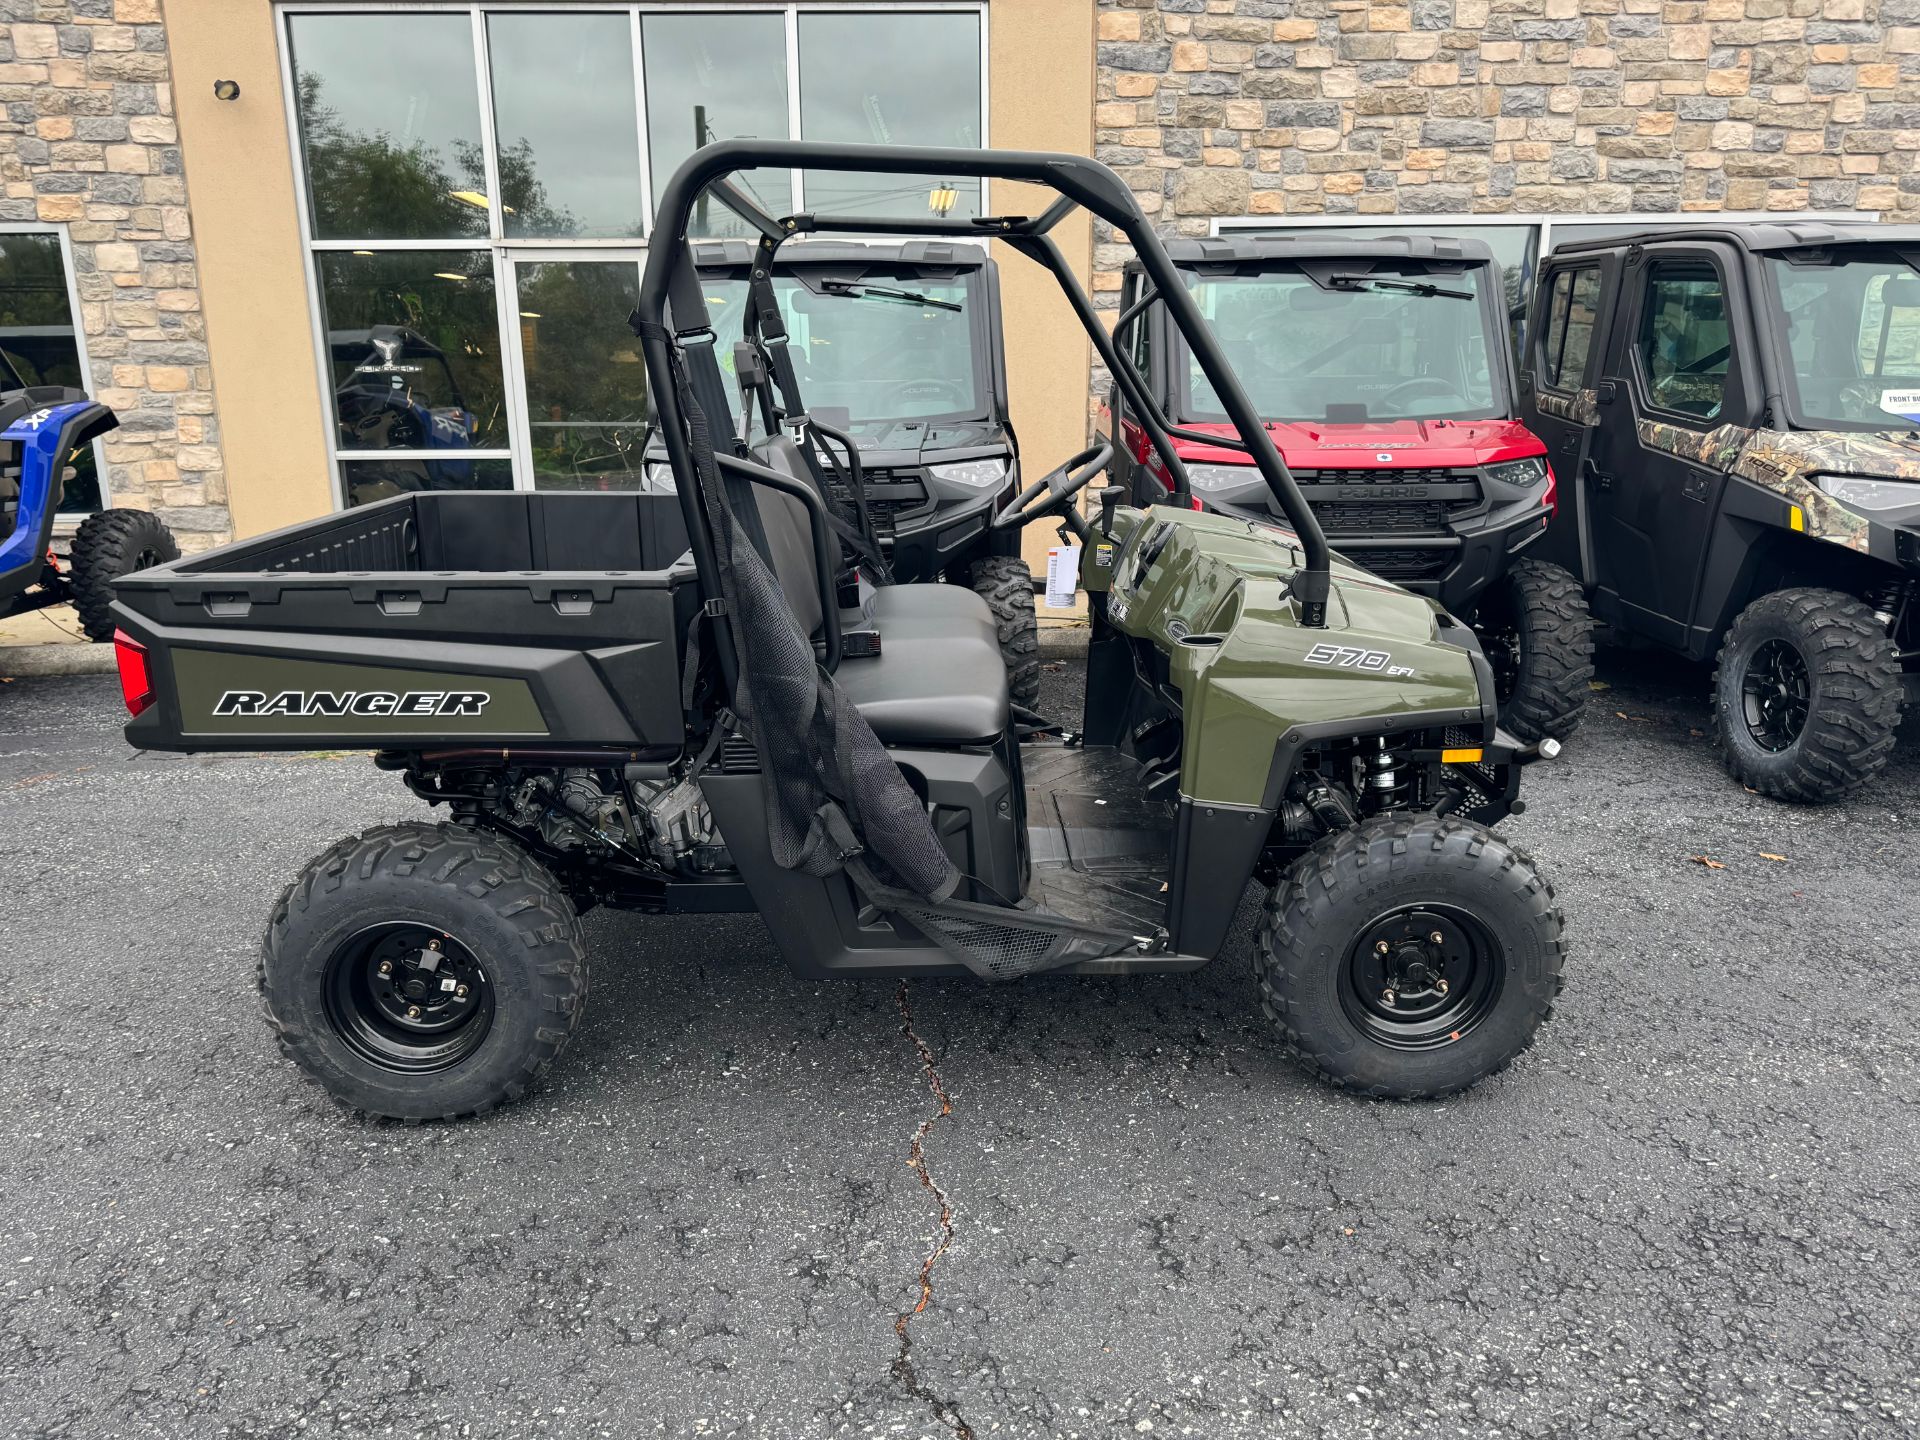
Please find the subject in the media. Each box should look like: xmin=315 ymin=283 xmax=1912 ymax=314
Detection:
xmin=705 ymin=270 xmax=984 ymax=426
xmin=1767 ymin=252 xmax=1920 ymax=431
xmin=1178 ymin=266 xmax=1501 ymax=424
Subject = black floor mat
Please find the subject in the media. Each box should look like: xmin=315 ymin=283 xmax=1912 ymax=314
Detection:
xmin=1021 ymin=743 xmax=1173 ymax=934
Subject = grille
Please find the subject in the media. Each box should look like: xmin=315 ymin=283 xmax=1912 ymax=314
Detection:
xmin=1317 ymin=501 xmax=1453 ymax=537
xmin=1363 ymin=547 xmax=1453 ymax=581
xmin=834 ymin=467 xmax=928 ymax=538
xmin=1298 ymin=467 xmax=1471 ymax=487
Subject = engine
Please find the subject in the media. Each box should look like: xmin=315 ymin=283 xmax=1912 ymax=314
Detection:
xmin=402 ymin=759 xmax=735 ymax=882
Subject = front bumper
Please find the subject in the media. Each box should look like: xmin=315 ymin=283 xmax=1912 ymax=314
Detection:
xmin=1207 ymin=493 xmax=1554 ymax=613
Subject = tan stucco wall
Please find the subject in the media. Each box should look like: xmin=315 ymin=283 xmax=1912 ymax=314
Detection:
xmin=170 ymin=0 xmax=1094 ymax=552
xmin=988 ymin=0 xmax=1096 ymax=576
xmin=169 ymin=0 xmax=332 ymax=539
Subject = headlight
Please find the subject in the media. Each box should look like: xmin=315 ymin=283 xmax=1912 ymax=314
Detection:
xmin=929 ymin=457 xmax=1008 ymax=488
xmin=1816 ymin=475 xmax=1920 ymax=513
xmin=1184 ymin=462 xmax=1255 ymax=493
xmin=641 ymin=461 xmax=677 ymax=493
xmin=1483 ymin=456 xmax=1548 ymax=488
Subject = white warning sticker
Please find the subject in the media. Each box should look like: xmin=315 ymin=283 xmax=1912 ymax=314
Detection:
xmin=1880 ymin=388 xmax=1920 ymax=418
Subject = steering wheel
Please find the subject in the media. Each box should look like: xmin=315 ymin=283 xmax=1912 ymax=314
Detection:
xmin=1381 ymin=376 xmax=1465 ymax=407
xmin=886 ymin=377 xmax=971 ymax=411
xmin=990 ymin=440 xmax=1114 ymax=532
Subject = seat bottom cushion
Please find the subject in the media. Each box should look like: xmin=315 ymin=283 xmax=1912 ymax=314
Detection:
xmin=859 ymin=582 xmax=998 ymax=645
xmin=834 ymin=583 xmax=1010 ymax=745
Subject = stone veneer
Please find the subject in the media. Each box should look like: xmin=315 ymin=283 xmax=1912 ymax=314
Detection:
xmin=1093 ymin=0 xmax=1920 ymax=308
xmin=0 ymin=0 xmax=226 ymax=548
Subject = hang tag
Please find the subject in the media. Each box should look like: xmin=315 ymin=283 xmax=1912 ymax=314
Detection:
xmin=1044 ymin=544 xmax=1082 ymax=609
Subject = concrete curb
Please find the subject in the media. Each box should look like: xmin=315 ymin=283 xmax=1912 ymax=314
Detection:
xmin=0 ymin=643 xmax=118 ymax=678
xmin=1038 ymin=622 xmax=1089 ymax=655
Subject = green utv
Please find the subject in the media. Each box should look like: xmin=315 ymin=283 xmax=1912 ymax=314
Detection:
xmin=111 ymin=144 xmax=1568 ymax=1119
xmin=1524 ymin=223 xmax=1920 ymax=803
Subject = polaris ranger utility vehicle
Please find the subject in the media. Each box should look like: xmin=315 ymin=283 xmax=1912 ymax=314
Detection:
xmin=641 ymin=240 xmax=1039 ymax=707
xmin=1112 ymin=236 xmax=1593 ymax=742
xmin=1522 ymin=223 xmax=1920 ymax=802
xmin=112 ymin=142 xmax=1568 ymax=1120
xmin=0 ymin=383 xmax=177 ymax=641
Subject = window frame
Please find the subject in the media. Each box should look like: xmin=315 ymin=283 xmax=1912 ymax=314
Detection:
xmin=1628 ymin=252 xmax=1745 ymax=430
xmin=275 ymin=1 xmax=992 ymax=510
xmin=1535 ymin=262 xmax=1603 ymax=395
xmin=0 ymin=222 xmax=107 ymax=519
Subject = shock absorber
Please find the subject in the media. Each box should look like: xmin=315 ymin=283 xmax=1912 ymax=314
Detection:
xmin=1362 ymin=736 xmax=1412 ymax=813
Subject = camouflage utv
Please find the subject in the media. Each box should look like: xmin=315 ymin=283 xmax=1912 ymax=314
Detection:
xmin=1523 ymin=223 xmax=1919 ymax=803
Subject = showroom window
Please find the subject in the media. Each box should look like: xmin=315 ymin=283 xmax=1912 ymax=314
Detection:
xmin=0 ymin=227 xmax=101 ymax=513
xmin=281 ymin=3 xmax=989 ymax=507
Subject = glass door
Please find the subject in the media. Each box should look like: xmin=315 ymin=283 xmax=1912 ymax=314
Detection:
xmin=503 ymin=252 xmax=650 ymax=492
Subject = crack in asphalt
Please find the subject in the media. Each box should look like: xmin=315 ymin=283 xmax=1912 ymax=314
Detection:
xmin=891 ymin=981 xmax=977 ymax=1440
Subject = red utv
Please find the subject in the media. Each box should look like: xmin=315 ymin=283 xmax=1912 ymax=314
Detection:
xmin=1111 ymin=235 xmax=1593 ymax=741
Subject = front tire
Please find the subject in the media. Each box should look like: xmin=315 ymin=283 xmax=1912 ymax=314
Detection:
xmin=1254 ymin=816 xmax=1565 ymax=1099
xmin=68 ymin=508 xmax=179 ymax=641
xmin=1469 ymin=558 xmax=1594 ymax=742
xmin=260 ymin=823 xmax=588 ymax=1120
xmin=1712 ymin=587 xmax=1903 ymax=804
xmin=971 ymin=555 xmax=1040 ymax=711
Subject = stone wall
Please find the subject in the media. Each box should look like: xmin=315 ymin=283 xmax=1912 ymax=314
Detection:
xmin=0 ymin=0 xmax=226 ymax=547
xmin=1093 ymin=0 xmax=1920 ymax=303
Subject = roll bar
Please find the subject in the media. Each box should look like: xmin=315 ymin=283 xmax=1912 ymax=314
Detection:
xmin=636 ymin=142 xmax=1335 ymax=669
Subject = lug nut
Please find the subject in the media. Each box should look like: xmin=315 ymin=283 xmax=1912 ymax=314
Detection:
xmin=406 ymin=1004 xmax=422 ymax=1019
xmin=1430 ymin=931 xmax=1444 ymax=945
xmin=377 ymin=961 xmax=392 ymax=977
xmin=454 ymin=984 xmax=468 ymax=999
xmin=1375 ymin=941 xmax=1391 ymax=956
xmin=428 ymin=939 xmax=441 ymax=952
xmin=1435 ymin=978 xmax=1450 ymax=996
xmin=1381 ymin=988 xmax=1397 ymax=1008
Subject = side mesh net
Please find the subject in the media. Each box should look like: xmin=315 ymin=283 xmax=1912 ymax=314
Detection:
xmin=672 ymin=341 xmax=960 ymax=904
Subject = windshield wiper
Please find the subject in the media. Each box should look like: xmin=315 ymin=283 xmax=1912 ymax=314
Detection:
xmin=817 ymin=281 xmax=962 ymax=313
xmin=1324 ymin=275 xmax=1474 ymax=301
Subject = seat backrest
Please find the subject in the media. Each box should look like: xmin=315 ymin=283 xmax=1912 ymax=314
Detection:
xmin=743 ymin=434 xmax=825 ymax=639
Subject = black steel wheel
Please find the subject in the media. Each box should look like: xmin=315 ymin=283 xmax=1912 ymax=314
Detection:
xmin=1340 ymin=905 xmax=1504 ymax=1052
xmin=1713 ymin=588 xmax=1903 ymax=803
xmin=1255 ymin=815 xmax=1565 ymax=1099
xmin=261 ymin=823 xmax=587 ymax=1120
xmin=322 ymin=924 xmax=497 ymax=1074
xmin=1738 ymin=637 xmax=1810 ymax=753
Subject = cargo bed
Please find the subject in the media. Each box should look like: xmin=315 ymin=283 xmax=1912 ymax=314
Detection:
xmin=113 ymin=491 xmax=700 ymax=753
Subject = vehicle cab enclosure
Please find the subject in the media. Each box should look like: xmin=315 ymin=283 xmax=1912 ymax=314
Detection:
xmin=1113 ymin=235 xmax=1558 ymax=614
xmin=645 ymin=239 xmax=1021 ymax=585
xmin=1521 ymin=222 xmax=1919 ymax=800
xmin=1522 ymin=224 xmax=1920 ymax=660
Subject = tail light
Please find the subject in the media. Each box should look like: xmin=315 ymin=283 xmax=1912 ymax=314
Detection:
xmin=113 ymin=628 xmax=153 ymax=717
xmin=1542 ymin=462 xmax=1559 ymax=518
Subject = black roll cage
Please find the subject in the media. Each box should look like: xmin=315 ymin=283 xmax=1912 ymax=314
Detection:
xmin=636 ymin=141 xmax=1335 ymax=691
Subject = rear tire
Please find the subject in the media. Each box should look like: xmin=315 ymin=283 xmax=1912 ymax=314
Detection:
xmin=1254 ymin=816 xmax=1565 ymax=1099
xmin=260 ymin=823 xmax=588 ymax=1121
xmin=1712 ymin=587 xmax=1902 ymax=804
xmin=1469 ymin=558 xmax=1594 ymax=742
xmin=68 ymin=508 xmax=179 ymax=641
xmin=971 ymin=555 xmax=1040 ymax=711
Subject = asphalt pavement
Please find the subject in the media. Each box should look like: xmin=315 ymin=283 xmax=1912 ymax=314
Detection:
xmin=2 ymin=646 xmax=1918 ymax=1439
